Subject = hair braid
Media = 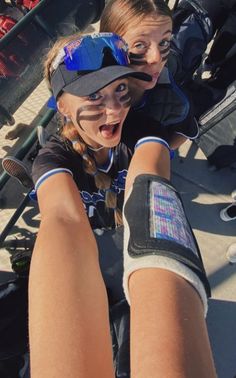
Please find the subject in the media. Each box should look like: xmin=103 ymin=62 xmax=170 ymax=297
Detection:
xmin=61 ymin=122 xmax=123 ymax=226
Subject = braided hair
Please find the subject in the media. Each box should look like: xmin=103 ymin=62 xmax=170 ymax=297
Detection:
xmin=44 ymin=33 xmax=123 ymax=226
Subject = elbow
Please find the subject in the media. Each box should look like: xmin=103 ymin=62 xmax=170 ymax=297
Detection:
xmin=41 ymin=211 xmax=88 ymax=229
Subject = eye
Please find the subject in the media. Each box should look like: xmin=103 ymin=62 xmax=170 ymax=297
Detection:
xmin=159 ymin=39 xmax=171 ymax=48
xmin=116 ymin=82 xmax=128 ymax=93
xmin=88 ymin=92 xmax=102 ymax=101
xmin=132 ymin=41 xmax=147 ymax=52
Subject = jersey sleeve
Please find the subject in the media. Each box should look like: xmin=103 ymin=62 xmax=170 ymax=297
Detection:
xmin=32 ymin=136 xmax=75 ymax=190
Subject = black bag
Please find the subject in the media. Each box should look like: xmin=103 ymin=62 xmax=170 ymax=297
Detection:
xmin=195 ymin=79 xmax=236 ymax=168
xmin=0 ymin=277 xmax=30 ymax=378
xmin=169 ymin=0 xmax=214 ymax=84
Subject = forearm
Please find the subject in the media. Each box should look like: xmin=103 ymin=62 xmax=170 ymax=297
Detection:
xmin=29 ymin=216 xmax=114 ymax=378
xmin=130 ymin=269 xmax=216 ymax=378
xmin=125 ymin=141 xmax=170 ymax=196
xmin=124 ymin=141 xmax=216 ymax=377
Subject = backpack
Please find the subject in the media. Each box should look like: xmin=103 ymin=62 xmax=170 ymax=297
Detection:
xmin=0 ymin=277 xmax=30 ymax=378
xmin=169 ymin=0 xmax=214 ymax=85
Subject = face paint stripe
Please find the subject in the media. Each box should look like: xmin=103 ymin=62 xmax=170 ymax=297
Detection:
xmin=161 ymin=51 xmax=169 ymax=58
xmin=160 ymin=46 xmax=170 ymax=55
xmin=77 ymin=104 xmax=105 ymax=113
xmin=120 ymin=92 xmax=131 ymax=102
xmin=129 ymin=52 xmax=146 ymax=60
xmin=120 ymin=92 xmax=131 ymax=108
xmin=75 ymin=92 xmax=131 ymax=124
xmin=78 ymin=114 xmax=104 ymax=121
xmin=75 ymin=107 xmax=103 ymax=130
xmin=129 ymin=59 xmax=147 ymax=66
xmin=161 ymin=53 xmax=170 ymax=60
xmin=76 ymin=104 xmax=104 ymax=122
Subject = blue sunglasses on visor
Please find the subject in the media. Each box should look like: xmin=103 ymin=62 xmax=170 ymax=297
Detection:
xmin=63 ymin=33 xmax=129 ymax=71
xmin=49 ymin=32 xmax=151 ymax=101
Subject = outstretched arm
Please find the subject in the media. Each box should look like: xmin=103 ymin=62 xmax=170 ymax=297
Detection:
xmin=124 ymin=140 xmax=216 ymax=378
xmin=29 ymin=172 xmax=114 ymax=378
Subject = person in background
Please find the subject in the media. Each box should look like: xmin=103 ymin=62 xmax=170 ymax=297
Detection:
xmin=169 ymin=0 xmax=236 ymax=116
xmin=100 ymin=0 xmax=200 ymax=150
xmin=196 ymin=0 xmax=236 ymax=85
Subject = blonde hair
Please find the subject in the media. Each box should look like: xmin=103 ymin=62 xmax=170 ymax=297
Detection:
xmin=100 ymin=0 xmax=172 ymax=36
xmin=44 ymin=33 xmax=82 ymax=86
xmin=44 ymin=33 xmax=123 ymax=226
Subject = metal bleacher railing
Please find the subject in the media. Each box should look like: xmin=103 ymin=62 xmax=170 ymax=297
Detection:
xmin=0 ymin=0 xmax=105 ymax=247
xmin=0 ymin=0 xmax=105 ymax=191
xmin=0 ymin=0 xmax=54 ymax=190
xmin=0 ymin=1 xmax=59 ymax=247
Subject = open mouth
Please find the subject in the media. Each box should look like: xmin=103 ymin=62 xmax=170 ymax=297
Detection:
xmin=99 ymin=122 xmax=120 ymax=139
xmin=151 ymin=72 xmax=159 ymax=82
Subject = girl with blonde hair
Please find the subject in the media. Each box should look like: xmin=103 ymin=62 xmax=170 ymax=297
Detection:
xmin=29 ymin=32 xmax=215 ymax=377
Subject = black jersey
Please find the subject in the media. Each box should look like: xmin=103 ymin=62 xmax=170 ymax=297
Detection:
xmin=32 ymin=134 xmax=133 ymax=229
xmin=32 ymin=109 xmax=171 ymax=229
xmin=133 ymin=67 xmax=199 ymax=140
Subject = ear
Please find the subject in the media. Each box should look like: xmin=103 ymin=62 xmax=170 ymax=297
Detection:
xmin=57 ymin=96 xmax=70 ymax=118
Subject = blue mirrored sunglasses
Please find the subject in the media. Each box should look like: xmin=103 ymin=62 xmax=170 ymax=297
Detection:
xmin=63 ymin=33 xmax=129 ymax=71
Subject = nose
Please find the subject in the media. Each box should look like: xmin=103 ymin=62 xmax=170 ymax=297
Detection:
xmin=146 ymin=44 xmax=162 ymax=65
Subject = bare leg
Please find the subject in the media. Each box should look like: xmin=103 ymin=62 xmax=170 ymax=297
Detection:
xmin=125 ymin=142 xmax=216 ymax=378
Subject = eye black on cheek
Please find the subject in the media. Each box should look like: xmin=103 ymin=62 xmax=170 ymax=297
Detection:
xmin=160 ymin=46 xmax=170 ymax=55
xmin=129 ymin=52 xmax=147 ymax=65
xmin=76 ymin=105 xmax=104 ymax=121
xmin=120 ymin=91 xmax=131 ymax=108
xmin=129 ymin=52 xmax=146 ymax=60
xmin=160 ymin=46 xmax=170 ymax=63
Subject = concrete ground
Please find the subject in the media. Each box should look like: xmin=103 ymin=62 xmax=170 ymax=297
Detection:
xmin=1 ymin=2 xmax=236 ymax=377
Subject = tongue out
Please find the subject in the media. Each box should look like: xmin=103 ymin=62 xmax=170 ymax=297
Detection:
xmin=100 ymin=124 xmax=116 ymax=138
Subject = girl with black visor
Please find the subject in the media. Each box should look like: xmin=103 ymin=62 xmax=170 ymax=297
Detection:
xmin=29 ymin=32 xmax=216 ymax=377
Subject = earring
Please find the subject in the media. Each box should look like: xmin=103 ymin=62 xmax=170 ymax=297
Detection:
xmin=64 ymin=115 xmax=71 ymax=123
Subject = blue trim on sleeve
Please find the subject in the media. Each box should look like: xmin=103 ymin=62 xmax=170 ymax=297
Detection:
xmin=35 ymin=168 xmax=73 ymax=191
xmin=135 ymin=136 xmax=174 ymax=159
xmin=135 ymin=136 xmax=170 ymax=150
